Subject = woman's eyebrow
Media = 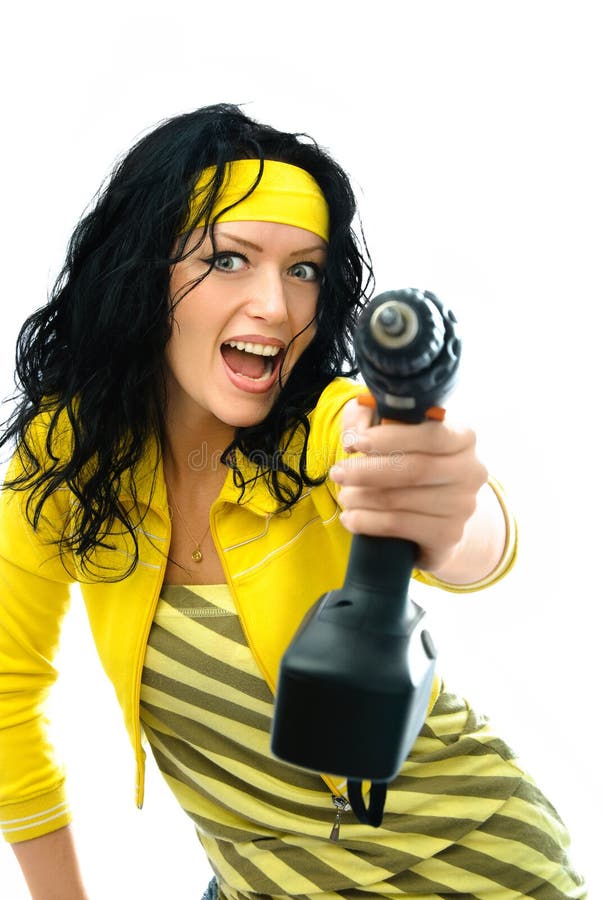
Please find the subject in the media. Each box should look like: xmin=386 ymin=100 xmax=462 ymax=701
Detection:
xmin=218 ymin=231 xmax=326 ymax=256
xmin=217 ymin=232 xmax=263 ymax=252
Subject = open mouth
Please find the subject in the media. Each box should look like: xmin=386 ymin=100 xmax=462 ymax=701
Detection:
xmin=220 ymin=340 xmax=284 ymax=384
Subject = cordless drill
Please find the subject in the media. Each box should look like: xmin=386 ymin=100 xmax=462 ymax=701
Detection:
xmin=271 ymin=288 xmax=461 ymax=826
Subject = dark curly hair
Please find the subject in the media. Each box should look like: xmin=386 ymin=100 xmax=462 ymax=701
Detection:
xmin=0 ymin=103 xmax=373 ymax=577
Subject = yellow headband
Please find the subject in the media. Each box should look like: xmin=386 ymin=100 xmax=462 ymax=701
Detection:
xmin=184 ymin=159 xmax=330 ymax=242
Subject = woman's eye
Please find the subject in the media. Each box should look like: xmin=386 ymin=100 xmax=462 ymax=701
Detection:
xmin=289 ymin=262 xmax=320 ymax=281
xmin=212 ymin=253 xmax=247 ymax=272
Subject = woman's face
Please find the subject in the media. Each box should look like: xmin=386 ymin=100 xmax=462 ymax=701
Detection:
xmin=165 ymin=220 xmax=327 ymax=432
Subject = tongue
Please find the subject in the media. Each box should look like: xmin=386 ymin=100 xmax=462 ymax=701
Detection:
xmin=222 ymin=346 xmax=267 ymax=379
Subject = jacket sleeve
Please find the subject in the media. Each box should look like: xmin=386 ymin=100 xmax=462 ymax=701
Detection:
xmin=412 ymin=476 xmax=518 ymax=592
xmin=0 ymin=449 xmax=74 ymax=843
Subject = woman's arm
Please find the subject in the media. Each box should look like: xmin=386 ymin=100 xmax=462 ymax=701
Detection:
xmin=0 ymin=451 xmax=77 ymax=889
xmin=426 ymin=478 xmax=510 ymax=586
xmin=12 ymin=825 xmax=89 ymax=900
xmin=13 ymin=825 xmax=88 ymax=899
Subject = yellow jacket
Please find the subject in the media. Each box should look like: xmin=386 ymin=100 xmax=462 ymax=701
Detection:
xmin=0 ymin=379 xmax=516 ymax=843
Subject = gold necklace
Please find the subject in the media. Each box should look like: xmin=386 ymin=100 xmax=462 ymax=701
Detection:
xmin=168 ymin=494 xmax=211 ymax=563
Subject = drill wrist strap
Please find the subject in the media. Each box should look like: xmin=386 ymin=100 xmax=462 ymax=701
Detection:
xmin=347 ymin=779 xmax=387 ymax=828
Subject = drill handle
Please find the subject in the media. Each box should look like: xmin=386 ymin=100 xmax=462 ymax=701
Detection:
xmin=339 ymin=533 xmax=418 ymax=633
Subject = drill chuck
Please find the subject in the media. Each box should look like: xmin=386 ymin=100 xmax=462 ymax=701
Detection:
xmin=355 ymin=288 xmax=461 ymax=422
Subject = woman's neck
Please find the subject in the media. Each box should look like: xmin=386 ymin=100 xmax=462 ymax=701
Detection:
xmin=162 ymin=393 xmax=236 ymax=484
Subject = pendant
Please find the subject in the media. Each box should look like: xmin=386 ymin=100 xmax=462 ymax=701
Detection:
xmin=192 ymin=547 xmax=203 ymax=563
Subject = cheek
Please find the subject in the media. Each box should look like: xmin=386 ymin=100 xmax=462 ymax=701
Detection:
xmin=168 ymin=289 xmax=210 ymax=345
xmin=286 ymin=321 xmax=318 ymax=371
xmin=302 ymin=322 xmax=318 ymax=349
xmin=298 ymin=307 xmax=319 ymax=345
xmin=164 ymin=308 xmax=201 ymax=374
xmin=163 ymin=331 xmax=182 ymax=381
xmin=291 ymin=290 xmax=319 ymax=334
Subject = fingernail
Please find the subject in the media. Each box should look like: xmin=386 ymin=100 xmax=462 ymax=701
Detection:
xmin=329 ymin=465 xmax=344 ymax=483
xmin=341 ymin=428 xmax=359 ymax=451
xmin=343 ymin=432 xmax=369 ymax=453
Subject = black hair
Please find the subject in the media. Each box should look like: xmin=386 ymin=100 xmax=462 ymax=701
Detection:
xmin=0 ymin=103 xmax=373 ymax=577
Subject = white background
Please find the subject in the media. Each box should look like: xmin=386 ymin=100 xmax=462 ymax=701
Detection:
xmin=1 ymin=1 xmax=599 ymax=897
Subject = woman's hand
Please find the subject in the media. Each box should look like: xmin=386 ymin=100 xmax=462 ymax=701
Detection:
xmin=330 ymin=397 xmax=494 ymax=578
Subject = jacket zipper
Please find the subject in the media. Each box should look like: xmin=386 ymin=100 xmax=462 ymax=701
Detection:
xmin=329 ymin=794 xmax=351 ymax=841
xmin=211 ymin=501 xmax=355 ymax=841
xmin=134 ymin=512 xmax=170 ymax=808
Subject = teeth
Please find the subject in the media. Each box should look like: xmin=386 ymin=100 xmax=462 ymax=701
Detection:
xmin=224 ymin=340 xmax=280 ymax=357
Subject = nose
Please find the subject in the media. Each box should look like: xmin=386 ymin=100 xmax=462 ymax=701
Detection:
xmin=245 ymin=266 xmax=288 ymax=324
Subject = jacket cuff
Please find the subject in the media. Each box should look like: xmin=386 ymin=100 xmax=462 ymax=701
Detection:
xmin=414 ymin=477 xmax=518 ymax=594
xmin=0 ymin=783 xmax=71 ymax=844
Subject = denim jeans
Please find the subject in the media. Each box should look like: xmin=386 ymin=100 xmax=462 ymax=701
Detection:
xmin=201 ymin=877 xmax=218 ymax=900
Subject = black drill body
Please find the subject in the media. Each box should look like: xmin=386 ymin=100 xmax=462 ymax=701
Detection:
xmin=271 ymin=289 xmax=462 ymax=825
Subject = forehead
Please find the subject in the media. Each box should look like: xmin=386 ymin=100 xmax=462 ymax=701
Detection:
xmin=197 ymin=220 xmax=328 ymax=253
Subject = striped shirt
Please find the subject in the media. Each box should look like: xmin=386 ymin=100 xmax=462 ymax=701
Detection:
xmin=140 ymin=585 xmax=586 ymax=899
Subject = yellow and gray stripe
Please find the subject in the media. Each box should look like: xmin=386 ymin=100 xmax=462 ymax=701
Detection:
xmin=140 ymin=585 xmax=586 ymax=899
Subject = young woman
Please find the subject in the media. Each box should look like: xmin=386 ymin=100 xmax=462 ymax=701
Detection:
xmin=0 ymin=104 xmax=585 ymax=899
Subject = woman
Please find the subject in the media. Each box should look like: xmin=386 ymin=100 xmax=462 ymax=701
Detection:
xmin=0 ymin=104 xmax=585 ymax=898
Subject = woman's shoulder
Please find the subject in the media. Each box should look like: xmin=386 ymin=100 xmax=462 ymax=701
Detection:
xmin=303 ymin=378 xmax=365 ymax=478
xmin=310 ymin=377 xmax=365 ymax=422
xmin=0 ymin=407 xmax=75 ymax=580
xmin=18 ymin=400 xmax=74 ymax=454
